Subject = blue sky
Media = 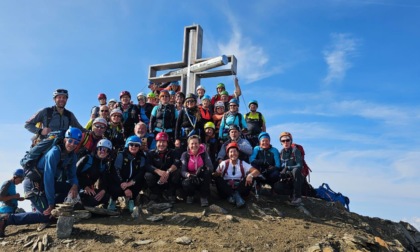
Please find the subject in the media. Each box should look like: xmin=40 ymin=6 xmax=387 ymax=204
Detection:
xmin=1 ymin=1 xmax=419 ymax=229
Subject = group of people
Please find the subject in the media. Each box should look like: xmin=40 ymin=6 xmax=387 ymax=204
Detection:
xmin=0 ymin=80 xmax=306 ymax=237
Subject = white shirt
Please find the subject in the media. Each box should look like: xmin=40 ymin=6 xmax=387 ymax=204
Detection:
xmin=216 ymin=159 xmax=253 ymax=180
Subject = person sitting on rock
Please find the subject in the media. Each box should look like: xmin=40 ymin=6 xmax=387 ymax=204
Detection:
xmin=213 ymin=142 xmax=260 ymax=208
xmin=217 ymin=125 xmax=253 ymax=163
xmin=180 ymin=135 xmax=213 ymax=207
xmin=77 ymin=139 xmax=113 ymax=208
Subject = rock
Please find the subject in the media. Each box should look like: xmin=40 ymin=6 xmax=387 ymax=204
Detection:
xmin=175 ymin=236 xmax=192 ymax=245
xmin=297 ymin=205 xmax=313 ymax=218
xmin=146 ymin=215 xmax=164 ymax=222
xmin=208 ymin=204 xmax=228 ymax=214
xmin=73 ymin=210 xmax=92 ymax=219
xmin=134 ymin=239 xmax=154 ymax=245
xmin=272 ymin=207 xmax=284 ymax=218
xmin=84 ymin=206 xmax=120 ymax=216
xmin=375 ymin=236 xmax=389 ymax=250
xmin=148 ymin=203 xmax=172 ymax=211
xmin=226 ymin=215 xmax=235 ymax=222
xmin=0 ymin=241 xmax=9 ymax=246
xmin=131 ymin=207 xmax=139 ymax=218
xmin=23 ymin=240 xmax=34 ymax=248
xmin=57 ymin=216 xmax=75 ymax=239
xmin=42 ymin=234 xmax=50 ymax=248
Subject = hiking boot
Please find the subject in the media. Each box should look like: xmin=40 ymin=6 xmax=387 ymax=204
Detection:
xmin=233 ymin=191 xmax=245 ymax=208
xmin=37 ymin=222 xmax=50 ymax=232
xmin=128 ymin=200 xmax=135 ymax=213
xmin=186 ymin=196 xmax=194 ymax=204
xmin=107 ymin=199 xmax=117 ymax=211
xmin=168 ymin=196 xmax=176 ymax=204
xmin=290 ymin=197 xmax=302 ymax=206
xmin=227 ymin=196 xmax=235 ymax=205
xmin=200 ymin=197 xmax=209 ymax=207
xmin=0 ymin=217 xmax=6 ymax=237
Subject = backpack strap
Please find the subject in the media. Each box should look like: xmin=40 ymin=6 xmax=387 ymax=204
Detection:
xmin=222 ymin=159 xmax=245 ymax=179
xmin=46 ymin=107 xmax=54 ymax=128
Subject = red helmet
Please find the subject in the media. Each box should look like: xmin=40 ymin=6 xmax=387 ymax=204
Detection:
xmin=155 ymin=132 xmax=169 ymax=141
xmin=98 ymin=93 xmax=107 ymax=100
xmin=225 ymin=142 xmax=239 ymax=153
xmin=119 ymin=91 xmax=131 ymax=99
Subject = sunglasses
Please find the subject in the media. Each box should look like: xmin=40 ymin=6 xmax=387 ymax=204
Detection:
xmin=56 ymin=89 xmax=68 ymax=94
xmin=67 ymin=139 xmax=80 ymax=145
xmin=94 ymin=124 xmax=106 ymax=129
xmin=281 ymin=139 xmax=291 ymax=143
xmin=111 ymin=114 xmax=122 ymax=117
xmin=100 ymin=110 xmax=109 ymax=112
xmin=129 ymin=143 xmax=140 ymax=148
xmin=98 ymin=147 xmax=109 ymax=153
xmin=160 ymin=95 xmax=170 ymax=98
xmin=232 ymin=165 xmax=236 ymax=176
xmin=229 ymin=105 xmax=238 ymax=107
xmin=186 ymin=100 xmax=196 ymax=104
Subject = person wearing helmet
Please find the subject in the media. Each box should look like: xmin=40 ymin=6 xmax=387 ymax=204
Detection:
xmin=219 ymin=98 xmax=248 ymax=142
xmin=90 ymin=93 xmax=108 ymax=120
xmin=249 ymin=132 xmax=281 ymax=189
xmin=219 ymin=91 xmax=230 ymax=111
xmin=212 ymin=101 xmax=225 ymax=134
xmin=165 ymin=81 xmax=180 ymax=93
xmin=116 ymin=90 xmax=140 ymax=138
xmin=85 ymin=104 xmax=110 ymax=131
xmin=217 ymin=124 xmax=253 ymax=164
xmin=213 ymin=142 xmax=260 ymax=208
xmin=76 ymin=139 xmax=113 ymax=208
xmin=108 ymin=135 xmax=149 ymax=213
xmin=134 ymin=122 xmax=155 ymax=152
xmin=244 ymin=100 xmax=266 ymax=148
xmin=181 ymin=135 xmax=214 ymax=207
xmin=137 ymin=92 xmax=154 ymax=127
xmin=0 ymin=127 xmax=82 ymax=237
xmin=196 ymin=85 xmax=206 ymax=105
xmin=150 ymin=91 xmax=178 ymax=148
xmin=273 ymin=132 xmax=304 ymax=206
xmin=25 ymin=89 xmax=84 ymax=144
xmin=203 ymin=121 xmax=219 ymax=168
xmin=0 ymin=169 xmax=25 ymax=214
xmin=210 ymin=77 xmax=242 ymax=106
xmin=175 ymin=93 xmax=205 ymax=152
xmin=104 ymin=108 xmax=125 ymax=157
xmin=108 ymin=98 xmax=117 ymax=110
xmin=198 ymin=94 xmax=213 ymax=125
xmin=145 ymin=132 xmax=181 ymax=204
xmin=74 ymin=117 xmax=108 ymax=159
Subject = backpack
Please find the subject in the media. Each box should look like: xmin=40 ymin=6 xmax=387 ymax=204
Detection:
xmin=244 ymin=112 xmax=263 ymax=127
xmin=315 ymin=183 xmax=350 ymax=211
xmin=222 ymin=159 xmax=245 ymax=179
xmin=290 ymin=143 xmax=312 ymax=181
xmin=222 ymin=112 xmax=244 ymax=131
xmin=20 ymin=130 xmax=64 ymax=180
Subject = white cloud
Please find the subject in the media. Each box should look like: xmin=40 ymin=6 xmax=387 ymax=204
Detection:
xmin=323 ymin=33 xmax=359 ymax=85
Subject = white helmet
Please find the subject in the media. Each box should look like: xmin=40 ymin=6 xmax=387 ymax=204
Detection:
xmin=110 ymin=108 xmax=123 ymax=116
xmin=215 ymin=101 xmax=225 ymax=108
xmin=137 ymin=92 xmax=146 ymax=99
xmin=196 ymin=85 xmax=205 ymax=92
xmin=93 ymin=117 xmax=107 ymax=126
xmin=97 ymin=139 xmax=112 ymax=150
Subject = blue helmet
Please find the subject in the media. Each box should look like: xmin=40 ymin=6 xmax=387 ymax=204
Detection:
xmin=13 ymin=168 xmax=25 ymax=178
xmin=65 ymin=127 xmax=82 ymax=141
xmin=202 ymin=94 xmax=211 ymax=101
xmin=258 ymin=132 xmax=270 ymax=141
xmin=125 ymin=135 xmax=141 ymax=148
xmin=170 ymin=81 xmax=179 ymax=86
xmin=229 ymin=98 xmax=239 ymax=106
xmin=248 ymin=100 xmax=258 ymax=108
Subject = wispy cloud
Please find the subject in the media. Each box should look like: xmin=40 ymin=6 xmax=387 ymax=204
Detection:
xmin=323 ymin=33 xmax=359 ymax=85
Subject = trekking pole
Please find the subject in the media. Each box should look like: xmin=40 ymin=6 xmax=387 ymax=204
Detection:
xmin=253 ymin=180 xmax=259 ymax=201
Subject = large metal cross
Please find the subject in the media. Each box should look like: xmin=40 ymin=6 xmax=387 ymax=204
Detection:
xmin=148 ymin=24 xmax=237 ymax=94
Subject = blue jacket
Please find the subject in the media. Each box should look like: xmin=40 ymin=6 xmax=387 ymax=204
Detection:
xmin=37 ymin=146 xmax=78 ymax=206
xmin=249 ymin=145 xmax=281 ymax=170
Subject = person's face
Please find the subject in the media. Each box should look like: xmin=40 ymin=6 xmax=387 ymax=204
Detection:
xmin=221 ymin=95 xmax=229 ymax=103
xmin=54 ymin=95 xmax=68 ymax=109
xmin=97 ymin=147 xmax=110 ymax=159
xmin=93 ymin=123 xmax=107 ymax=137
xmin=150 ymin=83 xmax=157 ymax=91
xmin=188 ymin=138 xmax=200 ymax=153
xmin=160 ymin=93 xmax=170 ymax=104
xmin=280 ymin=137 xmax=292 ymax=149
xmin=260 ymin=138 xmax=270 ymax=149
xmin=138 ymin=97 xmax=146 ymax=105
xmin=249 ymin=104 xmax=257 ymax=112
xmin=65 ymin=138 xmax=79 ymax=152
xmin=217 ymin=87 xmax=225 ymax=94
xmin=99 ymin=105 xmax=109 ymax=118
xmin=169 ymin=95 xmax=176 ymax=103
xmin=215 ymin=106 xmax=225 ymax=115
xmin=197 ymin=89 xmax=205 ymax=96
xmin=202 ymin=99 xmax=210 ymax=108
xmin=229 ymin=129 xmax=240 ymax=140
xmin=185 ymin=99 xmax=196 ymax=108
xmin=128 ymin=142 xmax=140 ymax=155
xmin=121 ymin=95 xmax=130 ymax=105
xmin=176 ymin=95 xmax=184 ymax=103
xmin=108 ymin=102 xmax=116 ymax=109
xmin=111 ymin=113 xmax=121 ymax=123
xmin=156 ymin=140 xmax=168 ymax=152
xmin=98 ymin=98 xmax=107 ymax=105
xmin=205 ymin=127 xmax=214 ymax=136
xmin=229 ymin=103 xmax=238 ymax=112
xmin=14 ymin=177 xmax=24 ymax=185
xmin=228 ymin=148 xmax=239 ymax=161
xmin=134 ymin=124 xmax=147 ymax=137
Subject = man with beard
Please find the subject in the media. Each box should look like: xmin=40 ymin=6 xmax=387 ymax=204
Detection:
xmin=25 ymin=89 xmax=84 ymax=144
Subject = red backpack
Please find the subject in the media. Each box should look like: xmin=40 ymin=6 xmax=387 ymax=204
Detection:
xmin=291 ymin=143 xmax=312 ymax=181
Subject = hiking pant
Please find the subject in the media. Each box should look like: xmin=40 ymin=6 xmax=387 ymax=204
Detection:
xmin=5 ymin=211 xmax=51 ymax=227
xmin=108 ymin=182 xmax=142 ymax=201
xmin=262 ymin=168 xmax=280 ymax=187
xmin=144 ymin=170 xmax=181 ymax=197
xmin=213 ymin=176 xmax=252 ymax=199
xmin=272 ymin=168 xmax=303 ymax=198
xmin=182 ymin=170 xmax=211 ymax=198
xmin=79 ymin=189 xmax=111 ymax=207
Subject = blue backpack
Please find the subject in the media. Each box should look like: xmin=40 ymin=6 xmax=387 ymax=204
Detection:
xmin=315 ymin=183 xmax=350 ymax=211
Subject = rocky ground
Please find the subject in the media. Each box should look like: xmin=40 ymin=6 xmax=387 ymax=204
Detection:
xmin=1 ymin=189 xmax=420 ymax=252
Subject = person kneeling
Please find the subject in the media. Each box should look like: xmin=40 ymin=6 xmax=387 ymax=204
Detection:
xmin=213 ymin=142 xmax=260 ymax=208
